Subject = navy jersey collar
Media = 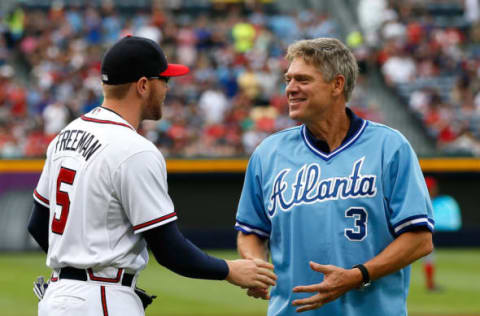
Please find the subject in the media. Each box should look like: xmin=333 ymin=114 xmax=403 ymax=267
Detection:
xmin=303 ymin=108 xmax=367 ymax=160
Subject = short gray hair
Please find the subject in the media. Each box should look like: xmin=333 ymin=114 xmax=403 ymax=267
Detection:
xmin=285 ymin=38 xmax=358 ymax=101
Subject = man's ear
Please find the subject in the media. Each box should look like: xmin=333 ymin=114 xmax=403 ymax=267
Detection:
xmin=332 ymin=74 xmax=346 ymax=98
xmin=136 ymin=77 xmax=149 ymax=97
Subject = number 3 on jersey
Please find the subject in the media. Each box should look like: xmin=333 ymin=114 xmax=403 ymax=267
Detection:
xmin=52 ymin=167 xmax=77 ymax=235
xmin=344 ymin=207 xmax=368 ymax=241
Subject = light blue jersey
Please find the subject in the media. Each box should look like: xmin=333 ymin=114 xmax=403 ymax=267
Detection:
xmin=235 ymin=112 xmax=434 ymax=316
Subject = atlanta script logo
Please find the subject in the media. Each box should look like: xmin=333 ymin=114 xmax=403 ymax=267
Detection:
xmin=267 ymin=157 xmax=377 ymax=216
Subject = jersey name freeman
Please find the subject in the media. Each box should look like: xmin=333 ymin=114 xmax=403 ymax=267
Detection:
xmin=54 ymin=129 xmax=103 ymax=161
xmin=267 ymin=157 xmax=377 ymax=216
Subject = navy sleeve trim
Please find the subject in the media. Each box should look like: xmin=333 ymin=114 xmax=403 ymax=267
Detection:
xmin=235 ymin=220 xmax=270 ymax=238
xmin=393 ymin=215 xmax=434 ymax=236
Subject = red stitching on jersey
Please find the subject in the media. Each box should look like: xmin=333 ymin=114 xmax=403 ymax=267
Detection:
xmin=133 ymin=212 xmax=177 ymax=231
xmin=101 ymin=286 xmax=109 ymax=316
xmin=34 ymin=189 xmax=49 ymax=204
xmin=81 ymin=115 xmax=134 ymax=130
xmin=87 ymin=268 xmax=123 ymax=283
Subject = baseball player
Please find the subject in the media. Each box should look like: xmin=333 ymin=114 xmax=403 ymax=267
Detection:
xmin=27 ymin=36 xmax=276 ymax=316
xmin=423 ymin=176 xmax=461 ymax=291
xmin=235 ymin=38 xmax=434 ymax=315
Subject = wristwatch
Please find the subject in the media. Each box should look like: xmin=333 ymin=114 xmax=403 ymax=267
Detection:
xmin=353 ymin=264 xmax=371 ymax=289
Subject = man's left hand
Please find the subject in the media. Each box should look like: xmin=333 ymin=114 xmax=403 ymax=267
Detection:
xmin=291 ymin=261 xmax=362 ymax=313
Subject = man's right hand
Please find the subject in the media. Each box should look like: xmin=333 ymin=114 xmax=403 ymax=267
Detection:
xmin=247 ymin=287 xmax=270 ymax=300
xmin=225 ymin=258 xmax=276 ymax=290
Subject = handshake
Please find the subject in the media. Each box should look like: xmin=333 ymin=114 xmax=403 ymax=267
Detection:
xmin=225 ymin=258 xmax=276 ymax=300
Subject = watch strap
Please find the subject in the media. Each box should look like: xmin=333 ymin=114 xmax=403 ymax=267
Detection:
xmin=353 ymin=264 xmax=371 ymax=288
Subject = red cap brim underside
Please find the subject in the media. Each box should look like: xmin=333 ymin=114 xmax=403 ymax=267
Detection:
xmin=160 ymin=64 xmax=190 ymax=77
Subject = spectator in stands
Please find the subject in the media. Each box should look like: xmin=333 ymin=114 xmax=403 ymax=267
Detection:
xmin=198 ymin=81 xmax=230 ymax=125
xmin=101 ymin=2 xmax=122 ymax=45
xmin=4 ymin=3 xmax=25 ymax=47
xmin=381 ymin=46 xmax=416 ymax=86
xmin=465 ymin=0 xmax=480 ymax=25
xmin=0 ymin=65 xmax=13 ymax=114
xmin=237 ymin=63 xmax=261 ymax=103
xmin=42 ymin=102 xmax=68 ymax=136
xmin=0 ymin=122 xmax=18 ymax=157
xmin=0 ymin=35 xmax=8 ymax=66
xmin=176 ymin=23 xmax=197 ymax=67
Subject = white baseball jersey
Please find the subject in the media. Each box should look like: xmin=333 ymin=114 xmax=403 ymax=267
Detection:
xmin=33 ymin=106 xmax=177 ymax=273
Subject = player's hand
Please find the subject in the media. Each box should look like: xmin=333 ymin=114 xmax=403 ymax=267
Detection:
xmin=226 ymin=258 xmax=277 ymax=289
xmin=246 ymin=287 xmax=270 ymax=300
xmin=291 ymin=261 xmax=362 ymax=313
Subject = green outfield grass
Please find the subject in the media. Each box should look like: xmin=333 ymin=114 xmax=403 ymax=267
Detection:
xmin=0 ymin=249 xmax=479 ymax=316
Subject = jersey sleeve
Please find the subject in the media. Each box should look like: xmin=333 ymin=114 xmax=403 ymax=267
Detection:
xmin=235 ymin=151 xmax=271 ymax=238
xmin=113 ymin=150 xmax=177 ymax=234
xmin=383 ymin=141 xmax=434 ymax=236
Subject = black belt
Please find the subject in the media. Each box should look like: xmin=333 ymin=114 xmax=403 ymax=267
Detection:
xmin=59 ymin=267 xmax=134 ymax=287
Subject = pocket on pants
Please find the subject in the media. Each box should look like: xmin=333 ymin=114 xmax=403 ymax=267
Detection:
xmin=51 ymin=295 xmax=86 ymax=305
xmin=39 ymin=294 xmax=87 ymax=316
xmin=50 ymin=294 xmax=87 ymax=311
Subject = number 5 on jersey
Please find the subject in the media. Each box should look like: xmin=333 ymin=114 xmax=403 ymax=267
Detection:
xmin=52 ymin=167 xmax=77 ymax=235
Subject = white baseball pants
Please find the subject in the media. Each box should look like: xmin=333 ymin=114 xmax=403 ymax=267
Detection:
xmin=38 ymin=279 xmax=144 ymax=316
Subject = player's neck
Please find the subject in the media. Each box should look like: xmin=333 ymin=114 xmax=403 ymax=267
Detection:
xmin=305 ymin=106 xmax=350 ymax=152
xmin=101 ymin=99 xmax=141 ymax=130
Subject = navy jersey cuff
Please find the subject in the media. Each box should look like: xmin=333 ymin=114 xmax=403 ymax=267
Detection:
xmin=392 ymin=215 xmax=434 ymax=236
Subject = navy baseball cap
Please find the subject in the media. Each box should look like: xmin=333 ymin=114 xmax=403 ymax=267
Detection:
xmin=101 ymin=35 xmax=189 ymax=85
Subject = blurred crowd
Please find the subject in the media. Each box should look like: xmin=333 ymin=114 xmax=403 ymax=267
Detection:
xmin=0 ymin=1 xmax=382 ymax=159
xmin=0 ymin=1 xmax=345 ymax=158
xmin=359 ymin=0 xmax=480 ymax=156
xmin=2 ymin=0 xmax=480 ymax=158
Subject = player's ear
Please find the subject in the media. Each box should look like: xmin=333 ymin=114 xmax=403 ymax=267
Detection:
xmin=136 ymin=77 xmax=149 ymax=97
